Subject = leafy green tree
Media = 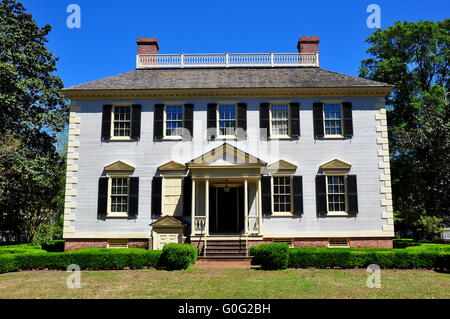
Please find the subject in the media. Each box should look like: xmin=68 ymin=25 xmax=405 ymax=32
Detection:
xmin=0 ymin=0 xmax=68 ymax=243
xmin=360 ymin=20 xmax=450 ymax=239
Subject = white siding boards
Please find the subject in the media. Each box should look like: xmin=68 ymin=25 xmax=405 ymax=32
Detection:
xmin=64 ymin=96 xmax=392 ymax=241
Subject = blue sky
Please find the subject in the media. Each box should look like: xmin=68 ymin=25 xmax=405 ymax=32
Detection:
xmin=21 ymin=0 xmax=449 ymax=88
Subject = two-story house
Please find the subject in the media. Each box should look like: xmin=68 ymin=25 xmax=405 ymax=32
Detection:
xmin=62 ymin=36 xmax=394 ymax=255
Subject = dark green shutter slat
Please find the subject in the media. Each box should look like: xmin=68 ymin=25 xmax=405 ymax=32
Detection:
xmin=101 ymin=105 xmax=112 ymax=140
xmin=260 ymin=103 xmax=270 ymax=140
xmin=292 ymin=175 xmax=303 ymax=215
xmin=207 ymin=103 xmax=217 ymax=140
xmin=97 ymin=177 xmax=108 ymax=218
xmin=184 ymin=104 xmax=194 ymax=140
xmin=128 ymin=177 xmax=139 ymax=218
xmin=154 ymin=104 xmax=164 ymax=140
xmin=131 ymin=104 xmax=142 ymax=140
xmin=347 ymin=175 xmax=358 ymax=216
xmin=237 ymin=103 xmax=247 ymax=140
xmin=290 ymin=102 xmax=300 ymax=138
xmin=261 ymin=175 xmax=272 ymax=216
xmin=342 ymin=102 xmax=354 ymax=138
xmin=316 ymin=175 xmax=327 ymax=216
xmin=313 ymin=102 xmax=324 ymax=139
xmin=183 ymin=176 xmax=192 ymax=216
xmin=151 ymin=176 xmax=162 ymax=218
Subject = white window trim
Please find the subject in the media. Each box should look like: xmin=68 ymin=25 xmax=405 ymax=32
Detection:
xmin=106 ymin=173 xmax=131 ymax=218
xmin=216 ymin=103 xmax=238 ymax=139
xmin=163 ymin=103 xmax=185 ymax=140
xmin=271 ymin=175 xmax=294 ymax=217
xmin=269 ymin=103 xmax=291 ymax=139
xmin=325 ymin=174 xmax=348 ymax=216
xmin=322 ymin=103 xmax=344 ymax=139
xmin=110 ymin=105 xmax=132 ymax=141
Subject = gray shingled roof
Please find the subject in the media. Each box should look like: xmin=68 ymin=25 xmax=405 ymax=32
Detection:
xmin=63 ymin=67 xmax=392 ymax=91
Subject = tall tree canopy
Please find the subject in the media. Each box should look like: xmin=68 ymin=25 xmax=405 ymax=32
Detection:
xmin=0 ymin=0 xmax=68 ymax=242
xmin=360 ymin=20 xmax=450 ymax=239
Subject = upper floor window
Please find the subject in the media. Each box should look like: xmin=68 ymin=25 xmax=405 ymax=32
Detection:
xmin=323 ymin=104 xmax=343 ymax=136
xmin=112 ymin=106 xmax=132 ymax=137
xmin=270 ymin=104 xmax=289 ymax=137
xmin=273 ymin=176 xmax=292 ymax=214
xmin=165 ymin=105 xmax=184 ymax=137
xmin=326 ymin=175 xmax=346 ymax=213
xmin=217 ymin=104 xmax=237 ymax=137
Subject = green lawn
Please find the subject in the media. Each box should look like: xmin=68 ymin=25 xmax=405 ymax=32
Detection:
xmin=1 ymin=268 xmax=449 ymax=299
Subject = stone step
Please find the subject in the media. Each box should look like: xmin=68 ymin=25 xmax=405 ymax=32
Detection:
xmin=206 ymin=250 xmax=247 ymax=255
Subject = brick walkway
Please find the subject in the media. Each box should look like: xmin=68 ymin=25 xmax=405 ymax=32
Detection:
xmin=195 ymin=259 xmax=257 ymax=269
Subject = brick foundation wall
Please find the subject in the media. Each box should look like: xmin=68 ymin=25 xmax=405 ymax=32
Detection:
xmin=65 ymin=239 xmax=149 ymax=251
xmin=262 ymin=237 xmax=393 ymax=249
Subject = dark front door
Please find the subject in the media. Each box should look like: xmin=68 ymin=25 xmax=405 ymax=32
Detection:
xmin=209 ymin=186 xmax=244 ymax=234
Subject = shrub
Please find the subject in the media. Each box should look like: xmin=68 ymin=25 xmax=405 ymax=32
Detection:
xmin=0 ymin=248 xmax=162 ymax=273
xmin=249 ymin=243 xmax=289 ymax=270
xmin=159 ymin=244 xmax=198 ymax=270
xmin=41 ymin=240 xmax=65 ymax=252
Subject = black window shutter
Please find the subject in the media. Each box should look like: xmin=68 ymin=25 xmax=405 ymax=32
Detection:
xmin=207 ymin=103 xmax=217 ymax=140
xmin=290 ymin=103 xmax=300 ymax=138
xmin=292 ymin=176 xmax=303 ymax=215
xmin=260 ymin=103 xmax=270 ymax=140
xmin=151 ymin=176 xmax=162 ymax=218
xmin=236 ymin=103 xmax=247 ymax=140
xmin=128 ymin=177 xmax=139 ymax=218
xmin=184 ymin=104 xmax=194 ymax=140
xmin=316 ymin=175 xmax=327 ymax=216
xmin=97 ymin=177 xmax=108 ymax=218
xmin=347 ymin=175 xmax=358 ymax=216
xmin=183 ymin=176 xmax=192 ymax=216
xmin=342 ymin=102 xmax=354 ymax=138
xmin=131 ymin=104 xmax=142 ymax=140
xmin=261 ymin=175 xmax=272 ymax=216
xmin=313 ymin=102 xmax=324 ymax=139
xmin=153 ymin=104 xmax=164 ymax=140
xmin=101 ymin=105 xmax=112 ymax=140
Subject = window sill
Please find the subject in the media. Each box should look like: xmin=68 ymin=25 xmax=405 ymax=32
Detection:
xmin=109 ymin=137 xmax=133 ymax=141
xmin=162 ymin=136 xmax=183 ymax=141
xmin=106 ymin=213 xmax=129 ymax=218
xmin=326 ymin=212 xmax=349 ymax=216
xmin=271 ymin=212 xmax=294 ymax=217
xmin=269 ymin=135 xmax=294 ymax=140
xmin=320 ymin=135 xmax=346 ymax=140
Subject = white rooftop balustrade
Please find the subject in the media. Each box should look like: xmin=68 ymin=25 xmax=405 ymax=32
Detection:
xmin=136 ymin=52 xmax=319 ymax=69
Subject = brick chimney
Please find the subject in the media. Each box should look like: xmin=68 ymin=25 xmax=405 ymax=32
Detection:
xmin=297 ymin=36 xmax=320 ymax=54
xmin=137 ymin=37 xmax=159 ymax=55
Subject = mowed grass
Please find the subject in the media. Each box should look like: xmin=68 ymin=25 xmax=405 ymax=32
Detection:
xmin=0 ymin=268 xmax=449 ymax=299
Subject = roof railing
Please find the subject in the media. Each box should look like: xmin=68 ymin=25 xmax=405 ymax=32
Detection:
xmin=136 ymin=52 xmax=319 ymax=69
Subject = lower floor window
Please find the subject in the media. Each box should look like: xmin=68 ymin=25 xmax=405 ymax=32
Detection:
xmin=273 ymin=176 xmax=292 ymax=213
xmin=327 ymin=175 xmax=346 ymax=212
xmin=111 ymin=177 xmax=129 ymax=213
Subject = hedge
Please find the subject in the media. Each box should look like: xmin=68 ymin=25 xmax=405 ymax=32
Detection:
xmin=159 ymin=244 xmax=199 ymax=270
xmin=249 ymin=243 xmax=289 ymax=270
xmin=0 ymin=248 xmax=162 ymax=273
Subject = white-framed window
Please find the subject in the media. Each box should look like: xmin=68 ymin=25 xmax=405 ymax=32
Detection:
xmin=108 ymin=176 xmax=130 ymax=217
xmin=272 ymin=176 xmax=292 ymax=214
xmin=164 ymin=104 xmax=184 ymax=138
xmin=323 ymin=103 xmax=343 ymax=136
xmin=112 ymin=105 xmax=132 ymax=138
xmin=217 ymin=104 xmax=237 ymax=137
xmin=326 ymin=175 xmax=346 ymax=213
xmin=270 ymin=104 xmax=290 ymax=137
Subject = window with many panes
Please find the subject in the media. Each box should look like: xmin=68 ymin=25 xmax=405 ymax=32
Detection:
xmin=165 ymin=105 xmax=184 ymax=137
xmin=218 ymin=104 xmax=237 ymax=136
xmin=323 ymin=104 xmax=343 ymax=136
xmin=112 ymin=106 xmax=132 ymax=137
xmin=110 ymin=177 xmax=129 ymax=215
xmin=270 ymin=104 xmax=289 ymax=136
xmin=273 ymin=176 xmax=292 ymax=213
xmin=327 ymin=175 xmax=346 ymax=212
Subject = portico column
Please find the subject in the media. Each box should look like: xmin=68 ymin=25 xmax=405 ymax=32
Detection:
xmin=205 ymin=179 xmax=209 ymax=236
xmin=244 ymin=179 xmax=248 ymax=235
xmin=258 ymin=178 xmax=262 ymax=234
xmin=191 ymin=179 xmax=196 ymax=235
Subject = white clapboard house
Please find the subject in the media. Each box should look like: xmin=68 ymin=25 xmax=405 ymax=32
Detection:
xmin=62 ymin=36 xmax=394 ymax=255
